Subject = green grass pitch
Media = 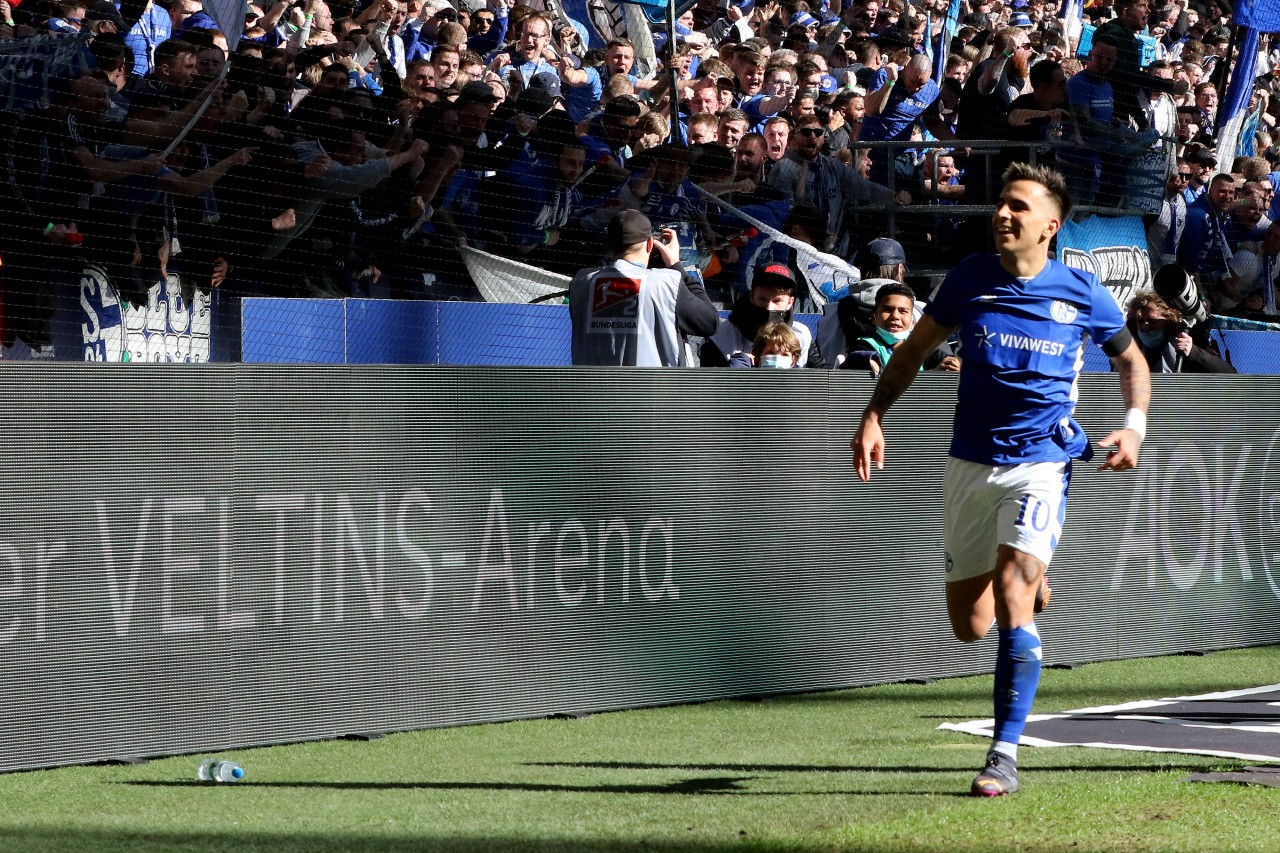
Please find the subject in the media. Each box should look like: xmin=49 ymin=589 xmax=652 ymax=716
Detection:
xmin=2 ymin=646 xmax=1277 ymax=853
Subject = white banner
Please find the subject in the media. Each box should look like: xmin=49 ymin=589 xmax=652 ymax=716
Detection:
xmin=461 ymin=246 xmax=571 ymax=304
xmin=203 ymin=0 xmax=246 ymax=49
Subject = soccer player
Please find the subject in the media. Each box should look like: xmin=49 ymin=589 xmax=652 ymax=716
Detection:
xmin=850 ymin=163 xmax=1151 ymax=797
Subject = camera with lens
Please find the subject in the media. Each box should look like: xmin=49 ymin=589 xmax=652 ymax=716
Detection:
xmin=1152 ymin=263 xmax=1209 ymax=331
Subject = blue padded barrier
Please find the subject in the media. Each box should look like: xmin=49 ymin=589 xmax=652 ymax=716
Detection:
xmin=241 ymin=298 xmax=346 ymax=364
xmin=238 ymin=298 xmax=1280 ymax=373
xmin=436 ymin=302 xmax=571 ymax=366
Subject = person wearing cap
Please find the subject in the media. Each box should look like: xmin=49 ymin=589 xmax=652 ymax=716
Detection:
xmin=814 ymin=236 xmax=909 ymax=367
xmin=1094 ymin=0 xmax=1185 ymax=131
xmin=790 ymin=10 xmax=819 ymax=32
xmin=423 ymin=80 xmax=499 ymax=248
xmin=839 ymin=281 xmax=961 ymax=374
xmin=852 ymin=162 xmax=1151 ymax=799
xmin=508 ymin=80 xmax=558 ymax=138
xmin=568 ymin=209 xmax=719 ymax=367
xmin=701 ymin=262 xmax=815 ymax=367
xmin=84 ymin=0 xmax=125 ymax=34
xmin=452 ymin=79 xmax=500 ymax=143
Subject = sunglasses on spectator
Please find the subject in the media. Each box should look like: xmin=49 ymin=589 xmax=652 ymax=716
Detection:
xmin=797 ymin=126 xmax=826 ymax=137
xmin=1174 ymin=172 xmax=1191 ymax=180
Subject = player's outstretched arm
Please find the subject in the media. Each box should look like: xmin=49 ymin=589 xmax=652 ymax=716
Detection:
xmin=1097 ymin=338 xmax=1152 ymax=472
xmin=851 ymin=315 xmax=954 ymax=482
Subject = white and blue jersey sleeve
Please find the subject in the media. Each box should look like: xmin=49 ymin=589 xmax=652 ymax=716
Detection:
xmin=925 ymin=254 xmax=1126 ymax=466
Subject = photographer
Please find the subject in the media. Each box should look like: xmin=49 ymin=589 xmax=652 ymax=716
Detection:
xmin=568 ymin=210 xmax=718 ymax=367
xmin=1124 ymin=291 xmax=1235 ymax=374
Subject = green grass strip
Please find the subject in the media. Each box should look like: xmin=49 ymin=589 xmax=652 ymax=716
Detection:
xmin=2 ymin=646 xmax=1277 ymax=853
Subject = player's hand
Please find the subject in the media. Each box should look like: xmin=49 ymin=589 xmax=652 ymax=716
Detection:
xmin=851 ymin=413 xmax=884 ymax=482
xmin=1096 ymin=428 xmax=1141 ymax=472
xmin=653 ymin=227 xmax=681 ymax=268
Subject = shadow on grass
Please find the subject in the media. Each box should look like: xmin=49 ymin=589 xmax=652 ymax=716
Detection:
xmin=121 ymin=778 xmax=970 ymax=797
xmin=524 ymin=761 xmax=1223 ymax=774
xmin=0 ymin=829 xmax=882 ymax=853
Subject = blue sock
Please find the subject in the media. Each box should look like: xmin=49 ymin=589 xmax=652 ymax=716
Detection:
xmin=991 ymin=623 xmax=1042 ymax=755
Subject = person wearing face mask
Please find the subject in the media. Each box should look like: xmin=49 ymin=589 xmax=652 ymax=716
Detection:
xmin=747 ymin=321 xmax=803 ymax=368
xmin=1124 ymin=291 xmax=1235 ymax=374
xmin=702 ymin=262 xmax=814 ymax=367
xmin=814 ymin=237 xmax=907 ymax=368
xmin=839 ymin=282 xmax=961 ymax=374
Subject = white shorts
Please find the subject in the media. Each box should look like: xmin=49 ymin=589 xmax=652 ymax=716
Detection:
xmin=943 ymin=457 xmax=1071 ymax=583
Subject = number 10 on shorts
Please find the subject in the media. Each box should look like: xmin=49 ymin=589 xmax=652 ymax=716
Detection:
xmin=1015 ymin=495 xmax=1051 ymax=532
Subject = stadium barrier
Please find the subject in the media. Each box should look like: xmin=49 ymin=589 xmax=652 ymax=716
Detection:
xmin=8 ymin=281 xmax=1280 ymax=373
xmin=0 ymin=365 xmax=1276 ymax=772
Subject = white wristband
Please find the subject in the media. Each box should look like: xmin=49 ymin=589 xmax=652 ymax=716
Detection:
xmin=1123 ymin=408 xmax=1147 ymax=441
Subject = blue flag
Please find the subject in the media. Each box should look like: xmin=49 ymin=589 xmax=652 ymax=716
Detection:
xmin=1234 ymin=0 xmax=1280 ymax=32
xmin=933 ymin=0 xmax=961 ymax=81
xmin=1214 ymin=27 xmax=1259 ymax=167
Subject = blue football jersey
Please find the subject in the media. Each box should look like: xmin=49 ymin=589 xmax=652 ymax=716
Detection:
xmin=924 ymin=254 xmax=1126 ymax=465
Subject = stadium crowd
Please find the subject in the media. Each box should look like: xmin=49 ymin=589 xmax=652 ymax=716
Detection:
xmin=0 ymin=0 xmax=1277 ymax=361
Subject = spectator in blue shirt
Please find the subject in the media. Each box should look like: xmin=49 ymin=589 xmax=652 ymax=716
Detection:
xmin=1177 ymin=172 xmax=1237 ymax=308
xmin=124 ymin=0 xmax=172 ymax=76
xmin=860 ymin=54 xmax=949 ymax=185
xmin=489 ymin=11 xmax=556 ymax=90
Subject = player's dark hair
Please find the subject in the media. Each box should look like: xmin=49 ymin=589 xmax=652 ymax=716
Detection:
xmin=1001 ymin=162 xmax=1073 ymax=219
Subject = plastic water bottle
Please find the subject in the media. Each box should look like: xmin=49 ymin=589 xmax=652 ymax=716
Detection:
xmin=196 ymin=759 xmax=245 ymax=783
